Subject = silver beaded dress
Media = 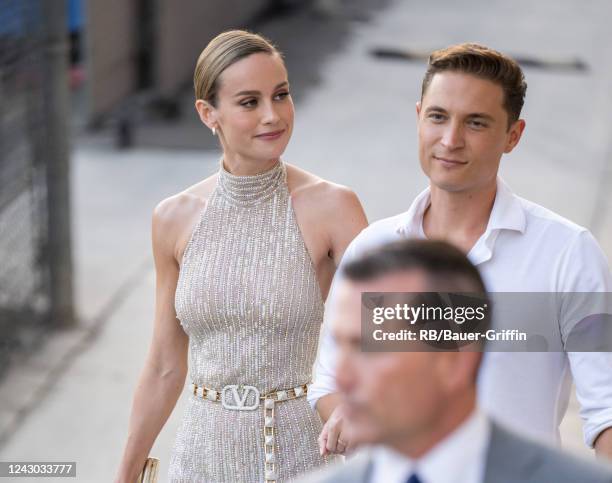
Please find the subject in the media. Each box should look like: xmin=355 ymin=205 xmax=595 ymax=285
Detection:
xmin=168 ymin=161 xmax=337 ymax=482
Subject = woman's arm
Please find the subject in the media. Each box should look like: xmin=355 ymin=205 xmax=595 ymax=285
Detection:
xmin=115 ymin=200 xmax=189 ymax=483
xmin=326 ymin=186 xmax=368 ymax=268
xmin=316 ymin=186 xmax=367 ymax=455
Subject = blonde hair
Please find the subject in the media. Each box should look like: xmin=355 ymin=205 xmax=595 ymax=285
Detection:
xmin=194 ymin=30 xmax=282 ymax=106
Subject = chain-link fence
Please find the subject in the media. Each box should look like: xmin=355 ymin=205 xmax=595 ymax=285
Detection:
xmin=0 ymin=0 xmax=73 ymax=381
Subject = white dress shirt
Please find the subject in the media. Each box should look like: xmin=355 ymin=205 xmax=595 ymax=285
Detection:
xmin=370 ymin=409 xmax=490 ymax=483
xmin=309 ymin=178 xmax=612 ymax=447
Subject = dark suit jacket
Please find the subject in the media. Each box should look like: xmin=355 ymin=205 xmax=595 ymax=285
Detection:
xmin=300 ymin=422 xmax=612 ymax=483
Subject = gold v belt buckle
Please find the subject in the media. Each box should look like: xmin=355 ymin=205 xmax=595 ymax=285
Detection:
xmin=221 ymin=384 xmax=260 ymax=411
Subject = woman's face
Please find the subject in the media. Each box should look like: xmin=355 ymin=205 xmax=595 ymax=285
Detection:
xmin=202 ymin=52 xmax=294 ymax=165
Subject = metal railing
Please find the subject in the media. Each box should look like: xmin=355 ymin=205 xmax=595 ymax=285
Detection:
xmin=0 ymin=0 xmax=74 ymax=380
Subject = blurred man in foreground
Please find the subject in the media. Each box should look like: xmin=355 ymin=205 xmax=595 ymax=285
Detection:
xmin=304 ymin=240 xmax=612 ymax=483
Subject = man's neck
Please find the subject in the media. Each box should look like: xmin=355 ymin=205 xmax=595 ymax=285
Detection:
xmin=422 ymin=181 xmax=497 ymax=254
xmin=388 ymin=395 xmax=477 ymax=460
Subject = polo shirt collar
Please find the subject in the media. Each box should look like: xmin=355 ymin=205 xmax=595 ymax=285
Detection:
xmin=394 ymin=177 xmax=526 ymax=264
xmin=487 ymin=177 xmax=526 ymax=234
xmin=395 ymin=187 xmax=431 ymax=238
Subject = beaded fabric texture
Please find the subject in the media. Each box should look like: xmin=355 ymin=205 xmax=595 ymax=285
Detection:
xmin=168 ymin=161 xmax=337 ymax=482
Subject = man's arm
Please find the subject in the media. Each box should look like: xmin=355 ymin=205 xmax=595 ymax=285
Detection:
xmin=310 ymin=323 xmax=349 ymax=456
xmin=310 ymin=218 xmax=400 ymax=453
xmin=316 ymin=392 xmax=342 ymax=422
xmin=560 ymin=230 xmax=612 ymax=458
xmin=308 ymin=215 xmax=366 ymax=414
xmin=594 ymin=427 xmax=612 ymax=460
xmin=308 ymin=241 xmax=351 ymax=416
xmin=308 ymin=320 xmax=340 ymax=419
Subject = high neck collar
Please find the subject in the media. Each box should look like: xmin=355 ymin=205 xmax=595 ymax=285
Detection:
xmin=217 ymin=160 xmax=286 ymax=207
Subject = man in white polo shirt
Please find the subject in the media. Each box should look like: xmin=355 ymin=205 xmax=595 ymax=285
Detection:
xmin=309 ymin=43 xmax=612 ymax=458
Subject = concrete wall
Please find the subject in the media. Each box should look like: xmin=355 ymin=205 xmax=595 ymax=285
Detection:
xmin=86 ymin=0 xmax=270 ymax=120
xmin=155 ymin=0 xmax=269 ymax=96
xmin=86 ymin=0 xmax=139 ymax=120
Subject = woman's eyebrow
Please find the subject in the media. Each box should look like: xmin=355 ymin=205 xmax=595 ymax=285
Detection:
xmin=234 ymin=81 xmax=289 ymax=97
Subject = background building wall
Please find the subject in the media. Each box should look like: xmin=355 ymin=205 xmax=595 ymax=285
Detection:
xmin=86 ymin=0 xmax=271 ymax=121
xmin=155 ymin=0 xmax=270 ymax=96
xmin=86 ymin=0 xmax=139 ymax=120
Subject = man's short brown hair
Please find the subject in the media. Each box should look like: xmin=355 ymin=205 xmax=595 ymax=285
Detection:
xmin=421 ymin=43 xmax=527 ymax=128
xmin=343 ymin=239 xmax=487 ymax=294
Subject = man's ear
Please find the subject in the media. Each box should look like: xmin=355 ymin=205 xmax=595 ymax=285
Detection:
xmin=504 ymin=119 xmax=526 ymax=154
xmin=437 ymin=351 xmax=481 ymax=393
xmin=416 ymin=101 xmax=422 ymax=118
xmin=195 ymin=99 xmax=217 ymax=131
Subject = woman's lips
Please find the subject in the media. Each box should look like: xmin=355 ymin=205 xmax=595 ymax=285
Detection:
xmin=255 ymin=129 xmax=285 ymax=140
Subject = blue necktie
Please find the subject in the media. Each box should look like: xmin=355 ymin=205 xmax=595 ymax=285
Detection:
xmin=406 ymin=474 xmax=423 ymax=483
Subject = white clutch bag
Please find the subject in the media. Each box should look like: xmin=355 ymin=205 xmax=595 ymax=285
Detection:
xmin=136 ymin=457 xmax=159 ymax=483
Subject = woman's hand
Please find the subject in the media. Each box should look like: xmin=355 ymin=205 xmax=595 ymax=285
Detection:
xmin=318 ymin=402 xmax=351 ymax=456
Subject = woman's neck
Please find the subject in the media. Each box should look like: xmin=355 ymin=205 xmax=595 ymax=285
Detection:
xmin=222 ymin=153 xmax=280 ymax=176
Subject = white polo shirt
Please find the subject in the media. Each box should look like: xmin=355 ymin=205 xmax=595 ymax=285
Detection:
xmin=309 ymin=178 xmax=612 ymax=447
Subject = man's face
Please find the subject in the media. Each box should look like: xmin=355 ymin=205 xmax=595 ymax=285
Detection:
xmin=416 ymin=72 xmax=525 ymax=194
xmin=333 ymin=272 xmax=448 ymax=447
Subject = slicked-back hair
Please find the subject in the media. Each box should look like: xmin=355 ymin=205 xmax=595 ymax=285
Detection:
xmin=194 ymin=30 xmax=282 ymax=107
xmin=421 ymin=43 xmax=527 ymax=129
xmin=343 ymin=239 xmax=487 ymax=295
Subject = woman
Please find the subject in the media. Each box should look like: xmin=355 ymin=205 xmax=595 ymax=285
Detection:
xmin=115 ymin=30 xmax=367 ymax=482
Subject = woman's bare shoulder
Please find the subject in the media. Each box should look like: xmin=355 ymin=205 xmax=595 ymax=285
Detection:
xmin=285 ymin=163 xmax=362 ymax=214
xmin=154 ymin=174 xmax=217 ymax=224
xmin=152 ymin=174 xmax=218 ymax=260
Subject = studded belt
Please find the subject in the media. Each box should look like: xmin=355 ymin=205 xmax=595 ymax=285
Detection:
xmin=190 ymin=382 xmax=309 ymax=483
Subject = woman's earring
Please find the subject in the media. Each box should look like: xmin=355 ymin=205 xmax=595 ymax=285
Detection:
xmin=212 ymin=126 xmax=217 ymax=136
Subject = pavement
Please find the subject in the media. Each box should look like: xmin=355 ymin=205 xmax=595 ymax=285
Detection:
xmin=1 ymin=0 xmax=611 ymax=481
